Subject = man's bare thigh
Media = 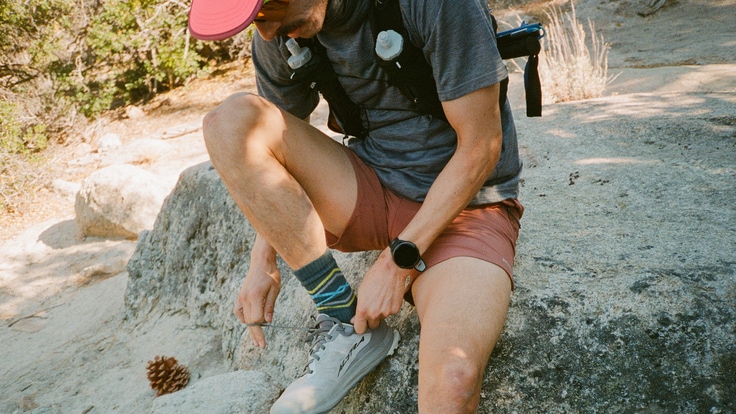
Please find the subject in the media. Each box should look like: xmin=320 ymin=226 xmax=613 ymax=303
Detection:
xmin=412 ymin=257 xmax=512 ymax=360
xmin=226 ymin=93 xmax=359 ymax=236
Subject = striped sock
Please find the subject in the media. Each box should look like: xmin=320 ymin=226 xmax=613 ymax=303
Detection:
xmin=294 ymin=250 xmax=356 ymax=323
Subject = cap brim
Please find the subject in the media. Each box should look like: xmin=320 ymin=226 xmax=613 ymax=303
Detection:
xmin=189 ymin=0 xmax=262 ymax=40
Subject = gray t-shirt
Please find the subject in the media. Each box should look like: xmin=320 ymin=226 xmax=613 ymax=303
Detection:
xmin=252 ymin=0 xmax=521 ymax=205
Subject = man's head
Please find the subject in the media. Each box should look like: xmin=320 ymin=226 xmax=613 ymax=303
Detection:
xmin=188 ymin=0 xmax=328 ymax=41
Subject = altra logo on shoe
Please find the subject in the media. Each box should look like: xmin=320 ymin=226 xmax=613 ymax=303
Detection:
xmin=337 ymin=336 xmax=365 ymax=377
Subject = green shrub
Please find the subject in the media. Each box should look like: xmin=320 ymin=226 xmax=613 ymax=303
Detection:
xmin=0 ymin=0 xmax=71 ymax=84
xmin=3 ymin=0 xmax=251 ymax=144
xmin=1 ymin=0 xmax=246 ymax=215
xmin=0 ymin=101 xmax=48 ymax=155
xmin=64 ymin=0 xmax=206 ymax=116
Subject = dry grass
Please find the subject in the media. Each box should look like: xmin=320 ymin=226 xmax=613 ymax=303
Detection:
xmin=0 ymin=153 xmax=46 ymax=212
xmin=0 ymin=150 xmax=70 ymax=242
xmin=538 ymin=0 xmax=617 ymax=103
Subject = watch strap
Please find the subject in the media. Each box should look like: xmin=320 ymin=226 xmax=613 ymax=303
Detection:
xmin=414 ymin=258 xmax=426 ymax=272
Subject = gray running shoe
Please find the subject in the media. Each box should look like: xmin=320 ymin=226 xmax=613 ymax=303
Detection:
xmin=270 ymin=314 xmax=400 ymax=414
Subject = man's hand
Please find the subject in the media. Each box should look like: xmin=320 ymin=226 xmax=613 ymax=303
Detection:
xmin=352 ymin=248 xmax=408 ymax=334
xmin=234 ymin=255 xmax=281 ymax=348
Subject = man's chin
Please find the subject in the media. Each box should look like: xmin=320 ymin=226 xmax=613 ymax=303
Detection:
xmin=278 ymin=21 xmax=321 ymax=39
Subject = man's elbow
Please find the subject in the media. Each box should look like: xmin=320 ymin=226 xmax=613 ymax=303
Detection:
xmin=476 ymin=132 xmax=503 ymax=175
xmin=461 ymin=139 xmax=500 ymax=181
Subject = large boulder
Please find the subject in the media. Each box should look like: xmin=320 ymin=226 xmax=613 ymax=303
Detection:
xmin=126 ymin=90 xmax=735 ymax=412
xmin=75 ymin=164 xmax=171 ymax=238
xmin=125 ymin=162 xmax=421 ymax=413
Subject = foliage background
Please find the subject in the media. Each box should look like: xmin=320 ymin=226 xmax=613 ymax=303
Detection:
xmin=0 ymin=0 xmax=252 ymax=211
xmin=0 ymin=0 xmax=252 ymax=152
xmin=0 ymin=0 xmax=607 ymax=213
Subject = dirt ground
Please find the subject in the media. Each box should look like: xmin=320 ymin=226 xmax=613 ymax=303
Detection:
xmin=1 ymin=0 xmax=734 ymax=412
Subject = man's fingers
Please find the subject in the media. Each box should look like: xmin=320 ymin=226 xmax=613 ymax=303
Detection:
xmin=352 ymin=315 xmax=368 ymax=335
xmin=248 ymin=324 xmax=266 ymax=348
xmin=248 ymin=294 xmax=265 ymax=324
xmin=264 ymin=286 xmax=279 ymax=323
xmin=234 ymin=304 xmax=246 ymax=323
xmin=234 ymin=301 xmax=268 ymax=348
xmin=368 ymin=317 xmax=380 ymax=330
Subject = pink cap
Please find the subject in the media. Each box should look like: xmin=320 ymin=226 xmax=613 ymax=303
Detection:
xmin=188 ymin=0 xmax=262 ymax=40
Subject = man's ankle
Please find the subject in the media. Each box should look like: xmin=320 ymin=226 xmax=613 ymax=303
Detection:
xmin=294 ymin=250 xmax=356 ymax=323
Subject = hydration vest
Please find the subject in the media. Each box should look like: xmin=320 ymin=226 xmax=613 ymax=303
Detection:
xmin=288 ymin=0 xmax=545 ymax=140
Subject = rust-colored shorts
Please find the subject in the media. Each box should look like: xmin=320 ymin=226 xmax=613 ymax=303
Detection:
xmin=325 ymin=147 xmax=523 ymax=305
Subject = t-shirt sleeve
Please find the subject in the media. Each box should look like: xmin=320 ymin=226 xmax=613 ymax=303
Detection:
xmin=402 ymin=0 xmax=507 ymax=103
xmin=252 ymin=33 xmax=320 ymax=119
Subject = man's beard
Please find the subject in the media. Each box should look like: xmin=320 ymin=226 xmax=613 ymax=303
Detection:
xmin=277 ymin=18 xmax=312 ymax=37
xmin=275 ymin=0 xmax=369 ymax=38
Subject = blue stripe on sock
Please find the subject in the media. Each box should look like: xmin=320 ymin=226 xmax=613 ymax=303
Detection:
xmin=312 ymin=283 xmax=351 ymax=306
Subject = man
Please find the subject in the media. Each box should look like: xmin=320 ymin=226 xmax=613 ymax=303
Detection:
xmin=188 ymin=0 xmax=523 ymax=412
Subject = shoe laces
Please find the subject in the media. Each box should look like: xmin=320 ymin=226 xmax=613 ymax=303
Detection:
xmin=303 ymin=316 xmax=354 ymax=375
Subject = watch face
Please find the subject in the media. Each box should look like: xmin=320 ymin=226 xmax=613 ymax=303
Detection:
xmin=393 ymin=241 xmax=419 ymax=269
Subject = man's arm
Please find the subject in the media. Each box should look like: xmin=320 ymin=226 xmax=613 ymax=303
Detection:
xmin=399 ymin=83 xmax=503 ymax=254
xmin=353 ymin=82 xmax=503 ymax=333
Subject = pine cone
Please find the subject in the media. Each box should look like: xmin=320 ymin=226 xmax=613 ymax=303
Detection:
xmin=145 ymin=355 xmax=190 ymax=396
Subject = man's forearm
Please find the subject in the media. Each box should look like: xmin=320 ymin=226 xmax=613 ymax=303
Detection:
xmin=251 ymin=232 xmax=278 ymax=264
xmin=397 ymin=137 xmax=500 ymax=254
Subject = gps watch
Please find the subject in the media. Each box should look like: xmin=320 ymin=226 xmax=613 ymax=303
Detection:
xmin=389 ymin=238 xmax=426 ymax=272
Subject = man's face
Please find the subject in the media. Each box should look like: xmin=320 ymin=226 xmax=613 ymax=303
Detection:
xmin=254 ymin=0 xmax=329 ymax=40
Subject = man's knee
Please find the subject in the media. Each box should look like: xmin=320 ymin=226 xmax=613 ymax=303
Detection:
xmin=203 ymin=92 xmax=276 ymax=159
xmin=424 ymin=352 xmax=484 ymax=409
xmin=440 ymin=356 xmax=483 ymax=400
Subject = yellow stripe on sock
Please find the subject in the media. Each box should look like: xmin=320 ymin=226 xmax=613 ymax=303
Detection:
xmin=307 ymin=268 xmax=340 ymax=295
xmin=316 ymin=294 xmax=356 ymax=311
